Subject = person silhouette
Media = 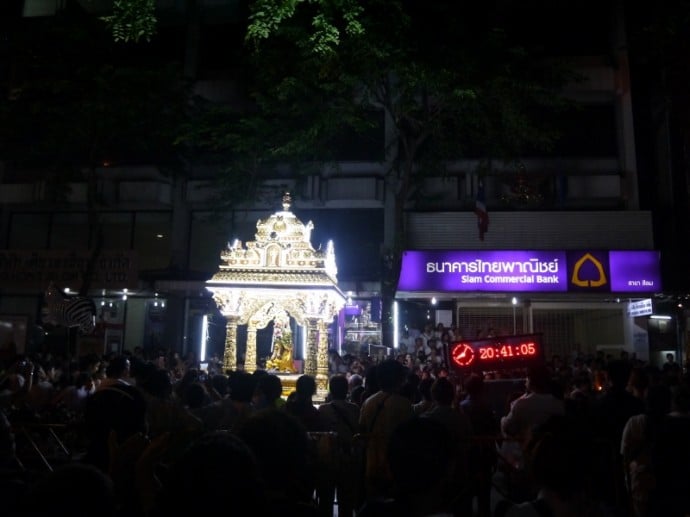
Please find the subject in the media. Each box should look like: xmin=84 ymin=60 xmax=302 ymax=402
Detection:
xmin=357 ymin=416 xmax=457 ymax=517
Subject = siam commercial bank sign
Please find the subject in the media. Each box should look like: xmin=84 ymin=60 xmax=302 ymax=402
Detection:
xmin=397 ymin=250 xmax=662 ymax=293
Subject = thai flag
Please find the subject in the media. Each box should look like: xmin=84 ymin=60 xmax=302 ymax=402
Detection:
xmin=475 ymin=180 xmax=489 ymax=241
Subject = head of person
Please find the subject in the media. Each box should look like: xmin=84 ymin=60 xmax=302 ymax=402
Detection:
xmin=210 ymin=373 xmax=229 ymax=398
xmin=328 ymin=374 xmax=349 ymax=401
xmin=154 ymin=431 xmax=265 ymax=515
xmin=605 ymin=359 xmax=632 ymax=389
xmin=183 ymin=382 xmax=208 ymax=409
xmin=228 ymin=371 xmax=257 ymax=404
xmin=140 ymin=367 xmax=173 ymax=399
xmin=74 ymin=371 xmax=96 ymax=393
xmin=105 ymin=355 xmax=130 ymax=379
xmin=254 ymin=373 xmax=283 ymax=406
xmin=430 ymin=377 xmax=455 ymax=406
xmin=295 ymin=374 xmax=317 ymax=400
xmin=377 ymin=359 xmax=408 ymax=393
xmin=348 ymin=374 xmax=363 ymax=390
xmin=464 ymin=373 xmax=484 ymax=398
xmin=236 ymin=408 xmax=314 ymax=504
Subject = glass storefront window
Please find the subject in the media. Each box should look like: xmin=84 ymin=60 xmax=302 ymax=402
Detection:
xmin=133 ymin=212 xmax=171 ymax=270
xmin=51 ymin=213 xmax=89 ymax=249
xmin=9 ymin=213 xmax=50 ymax=249
xmin=102 ymin=212 xmax=133 ymax=250
xmin=189 ymin=211 xmax=233 ymax=274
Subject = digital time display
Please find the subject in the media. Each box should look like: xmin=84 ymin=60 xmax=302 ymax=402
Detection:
xmin=448 ymin=334 xmax=543 ymax=372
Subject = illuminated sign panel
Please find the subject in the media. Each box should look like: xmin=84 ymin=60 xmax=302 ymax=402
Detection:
xmin=609 ymin=251 xmax=661 ymax=292
xmin=448 ymin=334 xmax=544 ymax=372
xmin=627 ymin=298 xmax=653 ymax=317
xmin=397 ymin=250 xmax=661 ymax=293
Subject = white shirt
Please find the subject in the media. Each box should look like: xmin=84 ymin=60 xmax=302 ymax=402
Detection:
xmin=501 ymin=391 xmax=565 ymax=442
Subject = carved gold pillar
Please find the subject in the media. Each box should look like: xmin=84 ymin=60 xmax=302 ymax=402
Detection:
xmin=316 ymin=319 xmax=329 ymax=392
xmin=304 ymin=318 xmax=319 ymax=378
xmin=223 ymin=316 xmax=239 ymax=372
xmin=245 ymin=324 xmax=258 ymax=373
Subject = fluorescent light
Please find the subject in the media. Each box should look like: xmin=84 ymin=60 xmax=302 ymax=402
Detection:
xmin=200 ymin=315 xmax=209 ymax=361
xmin=650 ymin=314 xmax=672 ymax=320
xmin=393 ymin=301 xmax=399 ymax=349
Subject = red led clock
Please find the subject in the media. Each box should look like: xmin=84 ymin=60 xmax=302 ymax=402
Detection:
xmin=451 ymin=343 xmax=475 ymax=367
xmin=448 ymin=334 xmax=543 ymax=372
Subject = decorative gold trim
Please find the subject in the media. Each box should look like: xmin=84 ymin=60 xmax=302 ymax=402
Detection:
xmin=571 ymin=253 xmax=608 ymax=288
xmin=206 ymin=192 xmax=346 ymax=376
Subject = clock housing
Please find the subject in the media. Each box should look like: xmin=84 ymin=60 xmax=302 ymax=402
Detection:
xmin=447 ymin=333 xmax=544 ymax=373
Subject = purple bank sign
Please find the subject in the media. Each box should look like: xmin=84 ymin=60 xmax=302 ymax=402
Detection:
xmin=397 ymin=250 xmax=662 ymax=294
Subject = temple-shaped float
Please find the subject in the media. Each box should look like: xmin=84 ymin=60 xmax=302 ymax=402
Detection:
xmin=206 ymin=192 xmax=346 ymax=395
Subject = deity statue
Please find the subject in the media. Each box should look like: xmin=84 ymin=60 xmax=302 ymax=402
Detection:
xmin=266 ymin=313 xmax=295 ymax=373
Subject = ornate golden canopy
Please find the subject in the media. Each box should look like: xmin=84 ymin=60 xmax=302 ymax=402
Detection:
xmin=210 ymin=192 xmax=339 ymax=288
xmin=206 ymin=192 xmax=346 ymax=391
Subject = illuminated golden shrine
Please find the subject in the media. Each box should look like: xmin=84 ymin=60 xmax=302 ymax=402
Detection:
xmin=206 ymin=192 xmax=346 ymax=393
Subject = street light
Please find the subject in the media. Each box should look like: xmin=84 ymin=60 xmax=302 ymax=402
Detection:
xmin=512 ymin=297 xmax=518 ymax=334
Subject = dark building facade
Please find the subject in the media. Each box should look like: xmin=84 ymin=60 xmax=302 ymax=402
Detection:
xmin=0 ymin=1 xmax=686 ymax=367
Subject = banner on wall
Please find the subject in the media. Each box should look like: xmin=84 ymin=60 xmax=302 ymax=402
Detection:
xmin=396 ymin=250 xmax=662 ymax=294
xmin=0 ymin=250 xmax=138 ymax=290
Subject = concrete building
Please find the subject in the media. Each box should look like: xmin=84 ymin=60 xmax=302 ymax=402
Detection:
xmin=0 ymin=1 xmax=684 ymax=367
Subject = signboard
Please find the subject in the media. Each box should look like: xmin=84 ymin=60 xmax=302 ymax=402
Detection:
xmin=0 ymin=250 xmax=138 ymax=290
xmin=447 ymin=333 xmax=544 ymax=373
xmin=397 ymin=250 xmax=661 ymax=294
xmin=626 ymin=298 xmax=653 ymax=318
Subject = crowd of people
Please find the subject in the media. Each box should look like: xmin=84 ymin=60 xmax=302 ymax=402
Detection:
xmin=0 ymin=336 xmax=688 ymax=517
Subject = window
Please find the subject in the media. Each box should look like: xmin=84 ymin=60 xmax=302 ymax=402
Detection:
xmin=51 ymin=213 xmax=88 ymax=250
xmin=8 ymin=213 xmax=50 ymax=249
xmin=134 ymin=212 xmax=171 ymax=271
xmin=102 ymin=212 xmax=134 ymax=250
xmin=189 ymin=211 xmax=232 ymax=274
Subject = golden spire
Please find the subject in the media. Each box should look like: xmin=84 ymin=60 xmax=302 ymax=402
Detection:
xmin=282 ymin=191 xmax=292 ymax=211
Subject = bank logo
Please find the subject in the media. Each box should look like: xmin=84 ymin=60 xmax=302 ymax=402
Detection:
xmin=568 ymin=251 xmax=609 ymax=291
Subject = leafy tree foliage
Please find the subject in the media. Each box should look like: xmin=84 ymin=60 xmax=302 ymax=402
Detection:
xmin=101 ymin=0 xmax=157 ymax=43
xmin=231 ymin=0 xmax=579 ymax=336
xmin=0 ymin=7 xmax=191 ymax=292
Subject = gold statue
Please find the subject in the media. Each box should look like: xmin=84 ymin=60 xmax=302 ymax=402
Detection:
xmin=266 ymin=313 xmax=295 ymax=373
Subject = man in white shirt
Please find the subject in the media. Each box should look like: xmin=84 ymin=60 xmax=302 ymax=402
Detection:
xmin=500 ymin=364 xmax=564 ymax=469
